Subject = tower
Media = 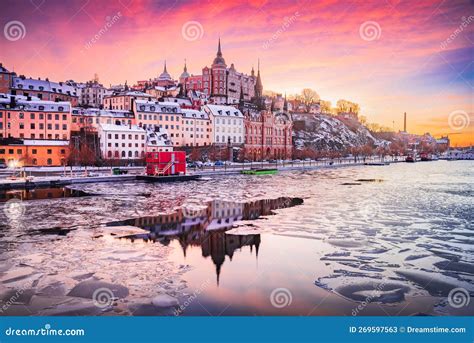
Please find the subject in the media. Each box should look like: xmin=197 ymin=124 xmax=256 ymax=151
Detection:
xmin=283 ymin=93 xmax=288 ymax=112
xmin=211 ymin=38 xmax=227 ymax=104
xmin=404 ymin=112 xmax=407 ymax=132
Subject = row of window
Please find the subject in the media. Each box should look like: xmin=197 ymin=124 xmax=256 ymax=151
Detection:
xmin=0 ymin=148 xmax=66 ymax=155
xmin=0 ymin=158 xmax=59 ymax=165
xmin=0 ymin=112 xmax=68 ymax=120
xmin=215 ymin=136 xmax=242 ymax=143
xmin=106 ymin=150 xmax=145 ymax=158
xmin=0 ymin=133 xmax=67 ymax=140
xmin=107 ymin=134 xmax=145 ymax=140
xmin=138 ymin=106 xmax=178 ymax=113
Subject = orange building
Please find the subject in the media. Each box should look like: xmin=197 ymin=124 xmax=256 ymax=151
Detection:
xmin=133 ymin=100 xmax=183 ymax=146
xmin=0 ymin=138 xmax=69 ymax=166
xmin=103 ymin=91 xmax=153 ymax=111
xmin=0 ymin=94 xmax=71 ymax=140
xmin=71 ymin=108 xmax=135 ymax=133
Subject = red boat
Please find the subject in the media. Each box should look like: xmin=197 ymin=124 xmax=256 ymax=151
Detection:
xmin=145 ymin=151 xmax=186 ymax=176
xmin=406 ymin=154 xmax=415 ymax=163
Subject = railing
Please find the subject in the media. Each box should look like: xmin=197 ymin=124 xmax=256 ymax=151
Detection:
xmin=156 ymin=161 xmax=173 ymax=176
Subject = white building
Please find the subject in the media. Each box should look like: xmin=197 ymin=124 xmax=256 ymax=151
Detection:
xmin=181 ymin=109 xmax=212 ymax=147
xmin=98 ymin=123 xmax=146 ymax=160
xmin=203 ymin=104 xmax=244 ymax=145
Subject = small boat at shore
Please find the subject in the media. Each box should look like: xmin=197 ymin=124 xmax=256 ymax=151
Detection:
xmin=406 ymin=155 xmax=416 ymax=163
xmin=241 ymin=168 xmax=278 ymax=175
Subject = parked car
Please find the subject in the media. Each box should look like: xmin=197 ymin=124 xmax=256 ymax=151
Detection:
xmin=203 ymin=161 xmax=213 ymax=167
xmin=268 ymin=159 xmax=277 ymax=163
xmin=0 ymin=163 xmax=7 ymax=169
xmin=293 ymin=159 xmax=301 ymax=163
xmin=214 ymin=160 xmax=224 ymax=166
xmin=187 ymin=162 xmax=198 ymax=168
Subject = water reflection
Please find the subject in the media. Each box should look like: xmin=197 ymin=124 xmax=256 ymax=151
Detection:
xmin=106 ymin=197 xmax=303 ymax=283
xmin=0 ymin=187 xmax=89 ymax=202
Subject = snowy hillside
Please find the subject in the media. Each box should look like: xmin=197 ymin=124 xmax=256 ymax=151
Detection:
xmin=292 ymin=113 xmax=388 ymax=150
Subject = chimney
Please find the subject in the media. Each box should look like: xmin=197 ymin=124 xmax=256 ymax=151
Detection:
xmin=404 ymin=112 xmax=407 ymax=132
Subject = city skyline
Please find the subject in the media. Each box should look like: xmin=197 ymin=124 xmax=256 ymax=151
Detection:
xmin=0 ymin=0 xmax=472 ymax=146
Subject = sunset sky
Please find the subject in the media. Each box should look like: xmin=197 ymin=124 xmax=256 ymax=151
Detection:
xmin=0 ymin=0 xmax=472 ymax=145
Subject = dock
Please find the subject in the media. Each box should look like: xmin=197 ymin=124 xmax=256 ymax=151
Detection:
xmin=137 ymin=175 xmax=201 ymax=183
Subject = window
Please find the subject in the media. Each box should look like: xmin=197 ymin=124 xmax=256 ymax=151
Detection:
xmin=32 ymin=149 xmax=37 ymax=154
xmin=32 ymin=158 xmax=37 ymax=165
xmin=60 ymin=149 xmax=65 ymax=154
xmin=47 ymin=158 xmax=52 ymax=165
xmin=30 ymin=113 xmax=35 ymax=119
xmin=47 ymin=149 xmax=52 ymax=155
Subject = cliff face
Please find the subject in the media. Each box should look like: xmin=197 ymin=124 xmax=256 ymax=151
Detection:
xmin=292 ymin=113 xmax=388 ymax=151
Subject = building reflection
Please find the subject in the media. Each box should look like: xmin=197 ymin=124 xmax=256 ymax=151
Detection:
xmin=0 ymin=187 xmax=88 ymax=202
xmin=107 ymin=197 xmax=302 ymax=284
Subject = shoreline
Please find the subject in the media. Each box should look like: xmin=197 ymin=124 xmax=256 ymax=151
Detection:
xmin=0 ymin=157 xmax=438 ymax=191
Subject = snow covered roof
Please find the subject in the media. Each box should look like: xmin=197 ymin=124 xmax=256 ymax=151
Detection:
xmin=99 ymin=123 xmax=145 ymax=133
xmin=23 ymin=140 xmax=70 ymax=146
xmin=135 ymin=100 xmax=182 ymax=114
xmin=204 ymin=104 xmax=243 ymax=118
xmin=0 ymin=139 xmax=70 ymax=146
xmin=71 ymin=107 xmax=133 ymax=118
xmin=106 ymin=91 xmax=151 ymax=98
xmin=12 ymin=77 xmax=78 ymax=97
xmin=146 ymin=127 xmax=173 ymax=147
xmin=162 ymin=97 xmax=192 ymax=106
xmin=182 ymin=109 xmax=209 ymax=120
xmin=0 ymin=93 xmax=71 ymax=112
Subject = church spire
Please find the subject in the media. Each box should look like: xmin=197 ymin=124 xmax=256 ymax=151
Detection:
xmin=283 ymin=93 xmax=289 ymax=112
xmin=255 ymin=58 xmax=263 ymax=99
xmin=183 ymin=59 xmax=187 ymax=72
xmin=217 ymin=37 xmax=222 ymax=56
xmin=163 ymin=60 xmax=167 ymax=73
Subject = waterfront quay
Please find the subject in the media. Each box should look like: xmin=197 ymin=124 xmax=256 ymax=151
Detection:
xmin=0 ymin=156 xmax=402 ymax=190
